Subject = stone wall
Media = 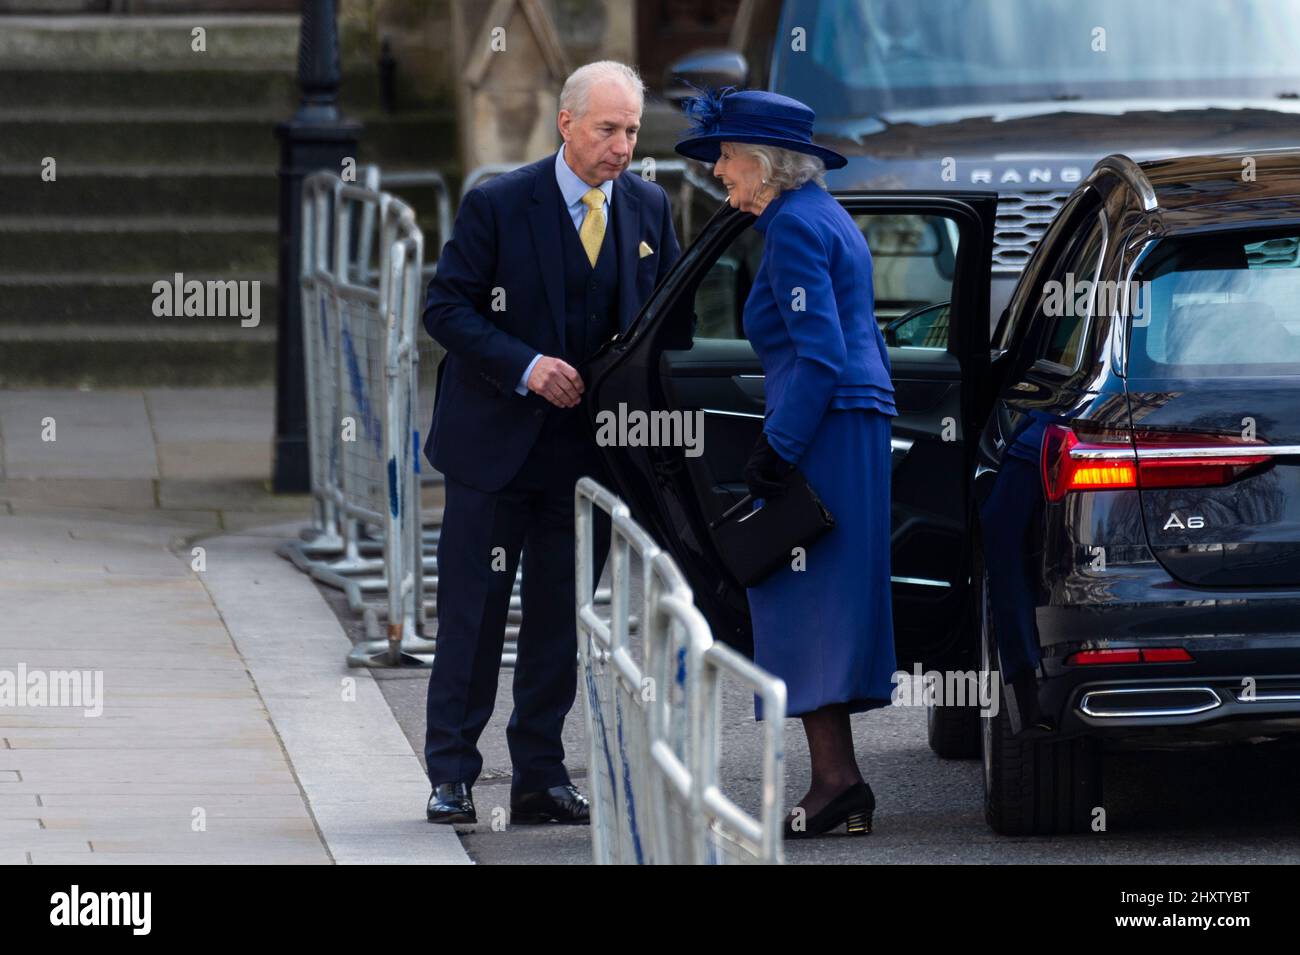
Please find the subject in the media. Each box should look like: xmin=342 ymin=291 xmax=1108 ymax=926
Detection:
xmin=340 ymin=0 xmax=639 ymax=170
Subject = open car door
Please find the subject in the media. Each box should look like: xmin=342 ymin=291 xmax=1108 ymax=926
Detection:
xmin=587 ymin=191 xmax=997 ymax=667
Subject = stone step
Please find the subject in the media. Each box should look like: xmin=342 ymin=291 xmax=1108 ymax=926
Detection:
xmin=0 ymin=13 xmax=304 ymax=67
xmin=0 ymin=164 xmax=458 ymax=218
xmin=0 ymin=165 xmax=276 ymax=216
xmin=0 ymin=13 xmax=451 ymax=389
xmin=0 ymin=323 xmax=277 ymax=388
xmin=0 ymin=65 xmax=439 ymax=114
xmin=5 ymin=66 xmax=298 ymax=112
xmin=0 ymin=216 xmax=278 ymax=274
xmin=0 ymin=272 xmax=278 ymax=325
xmin=0 ymin=109 xmax=458 ymax=166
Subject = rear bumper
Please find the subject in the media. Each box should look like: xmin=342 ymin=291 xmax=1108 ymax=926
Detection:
xmin=1028 ymin=571 xmax=1300 ymax=737
xmin=1035 ymin=635 xmax=1300 ymax=737
xmin=1050 ymin=671 xmax=1300 ymax=737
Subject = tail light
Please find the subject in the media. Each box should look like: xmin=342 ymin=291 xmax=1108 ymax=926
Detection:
xmin=1066 ymin=647 xmax=1194 ymax=665
xmin=1041 ymin=424 xmax=1136 ymax=501
xmin=1041 ymin=424 xmax=1272 ymax=502
xmin=1130 ymin=429 xmax=1273 ymax=489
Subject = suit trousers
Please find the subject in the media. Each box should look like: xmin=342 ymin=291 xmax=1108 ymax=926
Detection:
xmin=424 ymin=409 xmax=612 ymax=794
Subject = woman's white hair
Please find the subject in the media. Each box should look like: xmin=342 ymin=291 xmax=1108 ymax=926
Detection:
xmin=559 ymin=61 xmax=646 ymax=117
xmin=732 ymin=142 xmax=827 ymax=192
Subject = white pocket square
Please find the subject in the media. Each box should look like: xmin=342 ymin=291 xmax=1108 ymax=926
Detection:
xmin=638 ymin=240 xmax=654 ymax=258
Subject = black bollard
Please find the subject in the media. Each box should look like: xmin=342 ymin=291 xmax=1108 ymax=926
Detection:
xmin=273 ymin=0 xmax=364 ymax=492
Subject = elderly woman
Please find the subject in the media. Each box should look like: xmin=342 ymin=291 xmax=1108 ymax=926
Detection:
xmin=675 ymin=89 xmax=899 ymax=839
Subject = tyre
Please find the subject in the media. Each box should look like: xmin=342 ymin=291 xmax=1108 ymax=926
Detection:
xmin=926 ymin=540 xmax=981 ymax=759
xmin=976 ymin=544 xmax=1103 ymax=835
xmin=927 ymin=690 xmax=981 ymax=759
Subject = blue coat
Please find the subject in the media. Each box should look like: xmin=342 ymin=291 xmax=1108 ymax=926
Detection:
xmin=743 ymin=180 xmax=900 ymax=719
xmin=745 ymin=180 xmax=897 ymax=463
xmin=423 ymin=152 xmax=681 ymax=492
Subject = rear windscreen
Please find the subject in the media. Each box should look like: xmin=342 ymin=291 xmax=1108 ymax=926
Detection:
xmin=1128 ymin=228 xmax=1300 ymax=377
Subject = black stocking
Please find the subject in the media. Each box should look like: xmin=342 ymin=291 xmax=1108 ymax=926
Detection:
xmin=795 ymin=703 xmax=864 ymax=817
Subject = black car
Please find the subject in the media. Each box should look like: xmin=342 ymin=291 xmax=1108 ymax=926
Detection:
xmin=588 ymin=149 xmax=1300 ymax=835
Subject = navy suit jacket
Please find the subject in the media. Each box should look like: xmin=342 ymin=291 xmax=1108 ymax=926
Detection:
xmin=423 ymin=151 xmax=682 ymax=493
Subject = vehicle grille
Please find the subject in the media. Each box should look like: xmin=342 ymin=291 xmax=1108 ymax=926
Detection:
xmin=1246 ymin=236 xmax=1300 ymax=267
xmin=993 ymin=191 xmax=1070 ymax=274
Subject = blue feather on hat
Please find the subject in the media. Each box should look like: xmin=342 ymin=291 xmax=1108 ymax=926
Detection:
xmin=673 ymin=84 xmax=849 ymax=168
xmin=679 ymin=83 xmax=735 ymax=137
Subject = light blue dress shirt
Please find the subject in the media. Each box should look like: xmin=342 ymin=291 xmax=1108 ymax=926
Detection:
xmin=514 ymin=144 xmax=615 ymax=395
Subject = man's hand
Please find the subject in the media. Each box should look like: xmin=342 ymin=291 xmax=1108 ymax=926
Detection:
xmin=527 ymin=356 xmax=585 ymax=408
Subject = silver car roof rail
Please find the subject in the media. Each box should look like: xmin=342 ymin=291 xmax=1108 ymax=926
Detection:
xmin=1090 ymin=154 xmax=1159 ymax=213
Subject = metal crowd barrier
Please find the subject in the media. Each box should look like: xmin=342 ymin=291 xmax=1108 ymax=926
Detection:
xmin=575 ymin=477 xmax=787 ymax=865
xmin=379 ymin=168 xmax=453 ymax=264
xmin=378 ymin=168 xmax=454 ymax=484
xmin=280 ymin=169 xmax=438 ymax=666
xmin=329 ymin=166 xmax=452 ymax=499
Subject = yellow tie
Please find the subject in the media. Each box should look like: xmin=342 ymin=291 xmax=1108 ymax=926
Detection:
xmin=579 ymin=187 xmax=606 ymax=267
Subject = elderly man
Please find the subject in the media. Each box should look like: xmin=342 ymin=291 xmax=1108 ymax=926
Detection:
xmin=422 ymin=61 xmax=681 ymax=824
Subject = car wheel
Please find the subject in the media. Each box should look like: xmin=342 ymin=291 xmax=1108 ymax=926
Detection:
xmin=927 ymin=699 xmax=981 ymax=759
xmin=976 ymin=544 xmax=1103 ymax=835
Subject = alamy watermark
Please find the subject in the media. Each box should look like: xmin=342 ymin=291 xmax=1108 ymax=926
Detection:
xmin=50 ymin=886 xmax=150 ymax=935
xmin=0 ymin=664 xmax=103 ymax=717
xmin=1042 ymin=274 xmax=1154 ymax=326
xmin=891 ymin=664 xmax=999 ymax=717
xmin=594 ymin=402 xmax=704 ymax=458
xmin=152 ymin=272 xmax=260 ymax=328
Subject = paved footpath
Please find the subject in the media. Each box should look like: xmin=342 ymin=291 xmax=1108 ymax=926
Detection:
xmin=0 ymin=387 xmax=467 ymax=864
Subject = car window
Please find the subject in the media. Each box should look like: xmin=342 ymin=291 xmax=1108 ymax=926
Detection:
xmin=1128 ymin=229 xmax=1300 ymax=376
xmin=1035 ymin=209 xmax=1106 ymax=370
xmin=691 ymin=227 xmax=764 ymax=340
xmin=689 ymin=210 xmax=960 ymax=349
xmin=864 ymin=214 xmax=958 ymax=338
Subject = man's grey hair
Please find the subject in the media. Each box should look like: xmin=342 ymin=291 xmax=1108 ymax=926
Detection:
xmin=733 ymin=143 xmax=827 ymax=192
xmin=560 ymin=60 xmax=646 ymax=117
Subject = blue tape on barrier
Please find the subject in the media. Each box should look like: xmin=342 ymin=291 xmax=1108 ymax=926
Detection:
xmin=387 ymin=457 xmax=399 ymax=518
xmin=615 ymin=694 xmax=644 ymax=864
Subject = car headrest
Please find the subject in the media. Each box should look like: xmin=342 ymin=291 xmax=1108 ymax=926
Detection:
xmin=1164 ymin=302 xmax=1291 ymax=363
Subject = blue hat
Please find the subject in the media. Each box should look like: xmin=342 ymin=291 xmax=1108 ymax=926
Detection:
xmin=674 ymin=87 xmax=847 ymax=170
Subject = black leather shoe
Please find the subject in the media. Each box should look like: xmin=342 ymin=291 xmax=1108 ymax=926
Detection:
xmin=510 ymin=783 xmax=590 ymax=825
xmin=427 ymin=782 xmax=476 ymax=824
xmin=783 ymin=781 xmax=875 ymax=839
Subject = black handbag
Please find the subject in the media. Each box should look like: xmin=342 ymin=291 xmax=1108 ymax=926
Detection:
xmin=707 ymin=468 xmax=836 ymax=587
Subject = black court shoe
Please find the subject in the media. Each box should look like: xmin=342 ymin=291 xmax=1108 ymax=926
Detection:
xmin=783 ymin=781 xmax=875 ymax=839
xmin=427 ymin=782 xmax=476 ymax=824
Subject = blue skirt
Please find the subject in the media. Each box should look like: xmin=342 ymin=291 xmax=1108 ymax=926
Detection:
xmin=748 ymin=408 xmax=898 ymax=720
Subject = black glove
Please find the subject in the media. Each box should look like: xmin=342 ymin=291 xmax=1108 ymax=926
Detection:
xmin=743 ymin=431 xmax=796 ymax=500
